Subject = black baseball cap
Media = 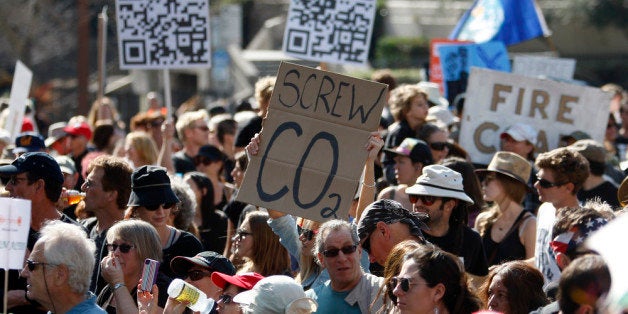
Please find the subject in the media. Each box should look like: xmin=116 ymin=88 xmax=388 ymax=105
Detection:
xmin=0 ymin=152 xmax=63 ymax=184
xmin=171 ymin=251 xmax=236 ymax=277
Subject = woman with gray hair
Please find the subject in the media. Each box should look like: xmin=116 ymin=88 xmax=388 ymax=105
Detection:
xmin=97 ymin=219 xmax=172 ymax=314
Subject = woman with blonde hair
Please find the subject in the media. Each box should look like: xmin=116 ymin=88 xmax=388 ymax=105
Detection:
xmin=124 ymin=131 xmax=158 ymax=168
xmin=233 ymin=211 xmax=292 ymax=277
xmin=475 ymin=151 xmax=537 ymax=266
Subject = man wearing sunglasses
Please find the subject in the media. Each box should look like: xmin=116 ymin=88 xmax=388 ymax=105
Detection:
xmin=357 ymin=199 xmax=428 ymax=267
xmin=0 ymin=152 xmax=87 ymax=314
xmin=167 ymin=251 xmax=236 ymax=313
xmin=406 ymin=165 xmax=489 ymax=281
xmin=532 ymin=147 xmax=589 ymax=285
xmin=173 ymin=110 xmax=211 ymax=175
xmin=306 ymin=219 xmax=384 ymax=314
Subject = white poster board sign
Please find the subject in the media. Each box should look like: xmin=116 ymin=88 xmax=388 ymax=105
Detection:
xmin=282 ymin=0 xmax=376 ymax=66
xmin=6 ymin=61 xmax=32 ymax=142
xmin=459 ymin=68 xmax=611 ymax=165
xmin=116 ymin=0 xmax=211 ymax=69
xmin=512 ymin=55 xmax=576 ymax=80
xmin=0 ymin=198 xmax=31 ymax=270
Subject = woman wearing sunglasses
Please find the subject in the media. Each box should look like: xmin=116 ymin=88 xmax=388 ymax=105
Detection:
xmin=392 ymin=244 xmax=481 ymax=314
xmin=98 ymin=219 xmax=171 ymax=313
xmin=418 ymin=123 xmax=451 ymax=163
xmin=125 ymin=165 xmax=203 ymax=279
xmin=474 ymin=152 xmax=537 ymax=266
xmin=376 ymin=240 xmax=422 ymax=313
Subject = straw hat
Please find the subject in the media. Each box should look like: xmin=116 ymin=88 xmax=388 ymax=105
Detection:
xmin=476 ymin=151 xmax=531 ymax=186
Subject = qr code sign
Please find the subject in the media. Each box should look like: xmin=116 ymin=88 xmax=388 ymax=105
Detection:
xmin=116 ymin=0 xmax=211 ymax=69
xmin=283 ymin=0 xmax=376 ymax=66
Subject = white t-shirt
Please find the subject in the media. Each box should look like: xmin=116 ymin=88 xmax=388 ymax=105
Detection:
xmin=534 ymin=202 xmax=561 ymax=285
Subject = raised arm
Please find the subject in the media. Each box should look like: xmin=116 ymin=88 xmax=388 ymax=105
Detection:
xmin=355 ymin=132 xmax=384 ymax=222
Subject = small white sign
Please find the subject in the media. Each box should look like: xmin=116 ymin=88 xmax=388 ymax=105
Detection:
xmin=459 ymin=68 xmax=611 ymax=165
xmin=6 ymin=61 xmax=33 ymax=142
xmin=512 ymin=55 xmax=576 ymax=80
xmin=0 ymin=198 xmax=31 ymax=270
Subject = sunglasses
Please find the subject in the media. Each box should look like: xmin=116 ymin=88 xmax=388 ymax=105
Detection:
xmin=219 ymin=294 xmax=233 ymax=305
xmin=186 ymin=270 xmax=213 ymax=281
xmin=106 ymin=243 xmax=135 ymax=253
xmin=389 ymin=276 xmax=418 ymax=293
xmin=429 ymin=142 xmax=449 ymax=151
xmin=235 ymin=230 xmax=253 ymax=240
xmin=322 ymin=244 xmax=358 ymax=258
xmin=536 ymin=178 xmax=567 ymax=189
xmin=300 ymin=229 xmax=318 ymax=241
xmin=194 ymin=156 xmax=214 ymax=166
xmin=25 ymin=259 xmax=54 ymax=271
xmin=144 ymin=203 xmax=176 ymax=211
xmin=408 ymin=194 xmax=438 ymax=206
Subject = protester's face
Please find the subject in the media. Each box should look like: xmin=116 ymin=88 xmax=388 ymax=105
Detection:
xmin=362 ymin=227 xmax=390 ymax=265
xmin=108 ymin=237 xmax=140 ymax=279
xmin=406 ymin=95 xmax=429 ymax=122
xmin=500 ymin=134 xmax=533 ymax=158
xmin=318 ymin=228 xmax=362 ymax=291
xmin=67 ymin=134 xmax=87 ymax=155
xmin=234 ymin=219 xmax=254 ymax=259
xmin=427 ymin=130 xmax=449 ymax=163
xmin=481 ymin=173 xmax=505 ymax=203
xmin=217 ymin=284 xmax=242 ymax=314
xmin=393 ymin=259 xmax=439 ymax=314
xmin=487 ymin=274 xmax=510 ymax=314
xmin=534 ymin=168 xmax=569 ymax=204
xmin=412 ymin=196 xmax=450 ymax=227
xmin=184 ymin=266 xmax=221 ymax=300
xmin=5 ymin=172 xmax=37 ymax=200
xmin=136 ymin=205 xmax=171 ymax=229
xmin=124 ymin=139 xmax=140 ymax=165
xmin=189 ymin=119 xmax=210 ymax=146
xmin=394 ymin=155 xmax=421 ymax=186
xmin=231 ymin=163 xmax=245 ymax=188
xmin=82 ymin=167 xmax=110 ymax=213
xmin=299 ymin=221 xmax=319 ymax=258
xmin=21 ymin=241 xmax=53 ymax=309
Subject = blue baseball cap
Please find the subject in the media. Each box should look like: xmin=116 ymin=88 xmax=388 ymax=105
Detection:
xmin=14 ymin=132 xmax=46 ymax=154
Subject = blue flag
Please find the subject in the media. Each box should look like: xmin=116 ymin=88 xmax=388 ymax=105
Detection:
xmin=449 ymin=0 xmax=551 ymax=46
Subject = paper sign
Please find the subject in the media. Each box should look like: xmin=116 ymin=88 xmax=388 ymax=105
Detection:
xmin=459 ymin=68 xmax=611 ymax=165
xmin=586 ymin=214 xmax=628 ymax=311
xmin=0 ymin=198 xmax=31 ymax=270
xmin=437 ymin=41 xmax=510 ymax=104
xmin=237 ymin=62 xmax=386 ymax=222
xmin=6 ymin=61 xmax=33 ymax=142
xmin=116 ymin=0 xmax=211 ymax=69
xmin=282 ymin=0 xmax=376 ymax=66
xmin=429 ymin=39 xmax=470 ymax=96
xmin=513 ymin=55 xmax=576 ymax=80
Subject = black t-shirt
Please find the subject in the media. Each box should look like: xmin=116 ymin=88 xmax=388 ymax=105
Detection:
xmin=172 ymin=150 xmax=197 ymax=175
xmin=234 ymin=116 xmax=262 ymax=148
xmin=161 ymin=230 xmax=203 ymax=279
xmin=577 ymin=180 xmax=620 ymax=209
xmin=422 ymin=225 xmax=489 ymax=276
xmin=82 ymin=217 xmax=110 ymax=294
xmin=199 ymin=209 xmax=228 ymax=254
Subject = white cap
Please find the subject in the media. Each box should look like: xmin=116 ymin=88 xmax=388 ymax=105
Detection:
xmin=417 ymin=82 xmax=449 ymax=108
xmin=233 ymin=275 xmax=318 ymax=314
xmin=500 ymin=123 xmax=538 ymax=145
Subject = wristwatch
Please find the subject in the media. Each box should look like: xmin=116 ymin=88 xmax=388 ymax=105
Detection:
xmin=112 ymin=282 xmax=126 ymax=291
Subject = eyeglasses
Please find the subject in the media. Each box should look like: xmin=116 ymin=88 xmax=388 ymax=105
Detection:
xmin=235 ymin=230 xmax=253 ymax=240
xmin=429 ymin=142 xmax=449 ymax=151
xmin=193 ymin=125 xmax=210 ymax=132
xmin=218 ymin=294 xmax=233 ymax=305
xmin=186 ymin=270 xmax=213 ymax=281
xmin=536 ymin=177 xmax=567 ymax=189
xmin=389 ymin=276 xmax=425 ymax=293
xmin=322 ymin=244 xmax=358 ymax=258
xmin=408 ymin=194 xmax=438 ymax=206
xmin=300 ymin=229 xmax=318 ymax=241
xmin=144 ymin=203 xmax=176 ymax=211
xmin=8 ymin=176 xmax=29 ymax=185
xmin=106 ymin=243 xmax=135 ymax=253
xmin=194 ymin=156 xmax=213 ymax=166
xmin=25 ymin=259 xmax=55 ymax=271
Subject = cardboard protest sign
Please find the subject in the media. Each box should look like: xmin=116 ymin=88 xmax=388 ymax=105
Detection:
xmin=237 ymin=62 xmax=386 ymax=222
xmin=6 ymin=61 xmax=32 ymax=142
xmin=513 ymin=55 xmax=576 ymax=80
xmin=282 ymin=0 xmax=376 ymax=66
xmin=437 ymin=41 xmax=510 ymax=104
xmin=116 ymin=0 xmax=211 ymax=69
xmin=0 ymin=198 xmax=31 ymax=270
xmin=459 ymin=68 xmax=611 ymax=165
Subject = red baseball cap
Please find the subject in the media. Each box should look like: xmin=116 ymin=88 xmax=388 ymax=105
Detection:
xmin=211 ymin=272 xmax=264 ymax=290
xmin=64 ymin=122 xmax=92 ymax=141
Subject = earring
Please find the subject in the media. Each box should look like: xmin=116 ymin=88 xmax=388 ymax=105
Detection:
xmin=433 ymin=307 xmax=439 ymax=314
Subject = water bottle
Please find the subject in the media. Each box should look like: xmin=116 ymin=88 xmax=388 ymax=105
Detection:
xmin=167 ymin=278 xmax=215 ymax=314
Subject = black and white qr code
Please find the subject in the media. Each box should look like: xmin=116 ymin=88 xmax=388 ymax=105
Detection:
xmin=283 ymin=0 xmax=376 ymax=66
xmin=116 ymin=0 xmax=211 ymax=69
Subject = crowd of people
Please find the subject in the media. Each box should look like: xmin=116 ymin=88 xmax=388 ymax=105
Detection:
xmin=0 ymin=73 xmax=625 ymax=314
